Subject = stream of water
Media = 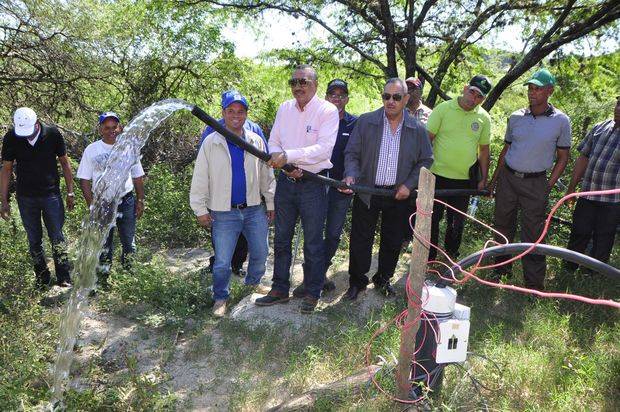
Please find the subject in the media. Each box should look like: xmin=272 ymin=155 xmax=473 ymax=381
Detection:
xmin=50 ymin=99 xmax=193 ymax=406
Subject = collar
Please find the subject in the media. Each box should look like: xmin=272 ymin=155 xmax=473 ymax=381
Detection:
xmin=213 ymin=130 xmax=246 ymax=147
xmin=295 ymin=94 xmax=319 ymax=112
xmin=525 ymin=104 xmax=556 ymax=117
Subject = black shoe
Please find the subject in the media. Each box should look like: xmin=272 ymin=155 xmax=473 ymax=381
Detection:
xmin=255 ymin=291 xmax=290 ymax=306
xmin=292 ymin=283 xmax=306 ymax=298
xmin=323 ymin=280 xmax=336 ymax=292
xmin=35 ymin=273 xmax=52 ymax=291
xmin=344 ymin=285 xmax=366 ymax=301
xmin=233 ymin=268 xmax=246 ymax=278
xmin=56 ymin=276 xmax=72 ymax=288
xmin=300 ymin=296 xmax=318 ymax=314
xmin=374 ymin=282 xmax=396 ymax=297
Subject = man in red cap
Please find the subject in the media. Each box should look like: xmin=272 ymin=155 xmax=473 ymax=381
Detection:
xmin=405 ymin=77 xmax=432 ymax=124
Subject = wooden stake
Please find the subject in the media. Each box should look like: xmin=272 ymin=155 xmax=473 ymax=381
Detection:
xmin=396 ymin=167 xmax=435 ymax=399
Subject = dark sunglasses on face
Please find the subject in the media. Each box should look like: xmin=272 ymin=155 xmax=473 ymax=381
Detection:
xmin=381 ymin=93 xmax=403 ymax=102
xmin=327 ymin=94 xmax=348 ymax=100
xmin=289 ymin=78 xmax=312 ymax=87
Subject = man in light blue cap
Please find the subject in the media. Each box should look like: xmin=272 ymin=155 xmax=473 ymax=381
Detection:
xmin=190 ymin=90 xmax=275 ymax=317
xmin=199 ymin=90 xmax=268 ymax=279
xmin=489 ymin=68 xmax=572 ymax=290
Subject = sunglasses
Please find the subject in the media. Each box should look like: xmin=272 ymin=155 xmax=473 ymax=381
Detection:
xmin=289 ymin=78 xmax=312 ymax=87
xmin=381 ymin=93 xmax=404 ymax=102
xmin=327 ymin=94 xmax=348 ymax=100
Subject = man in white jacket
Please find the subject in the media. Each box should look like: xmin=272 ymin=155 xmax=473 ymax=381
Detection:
xmin=190 ymin=91 xmax=276 ymax=317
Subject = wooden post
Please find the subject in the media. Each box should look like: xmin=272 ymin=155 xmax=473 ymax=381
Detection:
xmin=396 ymin=167 xmax=435 ymax=399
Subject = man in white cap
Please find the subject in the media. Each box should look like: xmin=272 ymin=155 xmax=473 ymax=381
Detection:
xmin=1 ymin=107 xmax=75 ymax=288
xmin=77 ymin=112 xmax=145 ymax=288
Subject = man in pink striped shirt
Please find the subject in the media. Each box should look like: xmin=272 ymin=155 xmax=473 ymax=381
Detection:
xmin=255 ymin=64 xmax=339 ymax=314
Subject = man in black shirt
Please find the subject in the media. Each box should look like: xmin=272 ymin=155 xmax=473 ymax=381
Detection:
xmin=1 ymin=107 xmax=75 ymax=288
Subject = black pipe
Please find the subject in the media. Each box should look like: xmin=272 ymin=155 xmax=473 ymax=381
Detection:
xmin=441 ymin=243 xmax=620 ymax=282
xmin=190 ymin=105 xmax=489 ymax=198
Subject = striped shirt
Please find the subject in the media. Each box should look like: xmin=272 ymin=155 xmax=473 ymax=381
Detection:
xmin=578 ymin=119 xmax=619 ymax=203
xmin=375 ymin=114 xmax=403 ymax=186
xmin=409 ymin=103 xmax=433 ymax=124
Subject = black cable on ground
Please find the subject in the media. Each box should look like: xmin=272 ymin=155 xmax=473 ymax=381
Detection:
xmin=441 ymin=243 xmax=620 ymax=282
xmin=190 ymin=105 xmax=489 ymax=199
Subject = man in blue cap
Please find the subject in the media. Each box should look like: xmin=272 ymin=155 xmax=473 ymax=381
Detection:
xmin=1 ymin=107 xmax=75 ymax=288
xmin=198 ymin=90 xmax=268 ymax=279
xmin=190 ymin=91 xmax=275 ymax=317
xmin=77 ymin=111 xmax=146 ymax=287
xmin=489 ymin=68 xmax=571 ymax=290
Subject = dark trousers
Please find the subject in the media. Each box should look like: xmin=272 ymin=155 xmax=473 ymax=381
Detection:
xmin=428 ymin=175 xmax=471 ymax=260
xmin=16 ymin=193 xmax=71 ymax=285
xmin=493 ymin=169 xmax=549 ymax=289
xmin=271 ymin=174 xmax=327 ymax=299
xmin=100 ymin=193 xmax=136 ymax=274
xmin=324 ymin=187 xmax=353 ymax=269
xmin=566 ymin=198 xmax=619 ymax=270
xmin=348 ymin=195 xmax=410 ymax=288
xmin=209 ymin=233 xmax=247 ymax=271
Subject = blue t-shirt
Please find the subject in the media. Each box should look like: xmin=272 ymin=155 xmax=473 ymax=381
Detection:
xmin=198 ymin=119 xmax=267 ymax=150
xmin=227 ymin=139 xmax=247 ymax=205
xmin=329 ymin=112 xmax=358 ymax=180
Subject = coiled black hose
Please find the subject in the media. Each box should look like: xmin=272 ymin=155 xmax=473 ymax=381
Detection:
xmin=442 ymin=243 xmax=620 ymax=282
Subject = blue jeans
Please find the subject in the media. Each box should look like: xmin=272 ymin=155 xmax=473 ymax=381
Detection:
xmin=272 ymin=174 xmax=327 ymax=299
xmin=100 ymin=193 xmax=136 ymax=272
xmin=17 ymin=193 xmax=71 ymax=283
xmin=211 ymin=205 xmax=269 ymax=301
xmin=324 ymin=187 xmax=352 ymax=269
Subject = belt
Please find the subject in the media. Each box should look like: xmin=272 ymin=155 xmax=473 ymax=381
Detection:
xmin=285 ymin=169 xmax=328 ymax=183
xmin=231 ymin=202 xmax=247 ymax=209
xmin=505 ymin=164 xmax=546 ymax=179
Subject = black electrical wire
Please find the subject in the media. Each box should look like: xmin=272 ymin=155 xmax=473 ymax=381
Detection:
xmin=441 ymin=243 xmax=620 ymax=282
xmin=190 ymin=105 xmax=489 ymax=199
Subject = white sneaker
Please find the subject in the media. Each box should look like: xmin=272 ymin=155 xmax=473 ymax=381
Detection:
xmin=212 ymin=300 xmax=227 ymax=318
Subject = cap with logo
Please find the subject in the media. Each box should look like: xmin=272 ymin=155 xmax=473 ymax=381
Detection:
xmin=405 ymin=77 xmax=423 ymax=91
xmin=524 ymin=68 xmax=556 ymax=87
xmin=98 ymin=111 xmax=121 ymax=125
xmin=221 ymin=90 xmax=249 ymax=110
xmin=13 ymin=107 xmax=38 ymax=137
xmin=468 ymin=75 xmax=493 ymax=97
xmin=326 ymin=79 xmax=348 ymax=94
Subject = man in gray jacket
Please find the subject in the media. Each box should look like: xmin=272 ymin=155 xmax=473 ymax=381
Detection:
xmin=341 ymin=78 xmax=434 ymax=300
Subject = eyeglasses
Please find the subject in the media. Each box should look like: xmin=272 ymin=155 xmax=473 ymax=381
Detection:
xmin=327 ymin=94 xmax=348 ymax=100
xmin=381 ymin=93 xmax=404 ymax=102
xmin=289 ymin=78 xmax=312 ymax=87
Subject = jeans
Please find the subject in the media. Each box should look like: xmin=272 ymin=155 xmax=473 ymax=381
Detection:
xmin=211 ymin=205 xmax=269 ymax=301
xmin=99 ymin=193 xmax=136 ymax=273
xmin=17 ymin=193 xmax=71 ymax=284
xmin=209 ymin=233 xmax=248 ymax=271
xmin=348 ymin=195 xmax=410 ymax=288
xmin=272 ymin=173 xmax=327 ymax=299
xmin=324 ymin=187 xmax=352 ymax=269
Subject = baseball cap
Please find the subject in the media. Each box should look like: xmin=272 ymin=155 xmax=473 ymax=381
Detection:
xmin=524 ymin=69 xmax=556 ymax=87
xmin=405 ymin=77 xmax=423 ymax=90
xmin=98 ymin=111 xmax=120 ymax=125
xmin=326 ymin=79 xmax=348 ymax=94
xmin=13 ymin=107 xmax=37 ymax=137
xmin=468 ymin=75 xmax=493 ymax=97
xmin=221 ymin=90 xmax=248 ymax=110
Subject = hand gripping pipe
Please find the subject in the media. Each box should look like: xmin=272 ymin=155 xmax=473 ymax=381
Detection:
xmin=442 ymin=243 xmax=620 ymax=282
xmin=190 ymin=105 xmax=489 ymax=198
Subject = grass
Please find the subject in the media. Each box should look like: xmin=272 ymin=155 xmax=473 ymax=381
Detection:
xmin=1 ymin=188 xmax=618 ymax=410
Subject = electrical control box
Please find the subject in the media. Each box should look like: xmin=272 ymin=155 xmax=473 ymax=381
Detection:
xmin=435 ymin=318 xmax=470 ymax=363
